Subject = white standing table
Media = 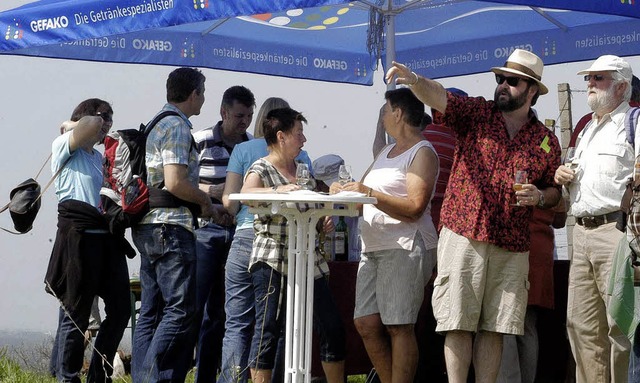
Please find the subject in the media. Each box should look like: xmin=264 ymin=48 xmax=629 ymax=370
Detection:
xmin=228 ymin=191 xmax=376 ymax=383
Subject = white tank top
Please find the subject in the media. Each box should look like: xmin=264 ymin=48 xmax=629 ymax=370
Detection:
xmin=361 ymin=140 xmax=439 ymax=252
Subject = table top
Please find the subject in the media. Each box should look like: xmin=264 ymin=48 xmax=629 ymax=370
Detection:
xmin=229 ymin=190 xmax=376 ymax=205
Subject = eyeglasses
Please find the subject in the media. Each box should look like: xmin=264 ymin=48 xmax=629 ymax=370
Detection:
xmin=96 ymin=112 xmax=113 ymax=123
xmin=495 ymin=74 xmax=527 ymax=87
xmin=583 ymin=74 xmax=611 ymax=82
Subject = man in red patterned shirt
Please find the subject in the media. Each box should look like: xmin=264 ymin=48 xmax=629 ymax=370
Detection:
xmin=386 ymin=49 xmax=561 ymax=383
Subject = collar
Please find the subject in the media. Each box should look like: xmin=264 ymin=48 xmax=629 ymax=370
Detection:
xmin=163 ymin=103 xmax=192 ymax=129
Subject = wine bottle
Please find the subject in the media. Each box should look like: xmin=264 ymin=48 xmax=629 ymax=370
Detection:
xmin=334 ymin=216 xmax=348 ymax=261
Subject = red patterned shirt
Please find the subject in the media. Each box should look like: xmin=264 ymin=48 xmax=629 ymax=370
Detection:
xmin=440 ymin=94 xmax=561 ymax=252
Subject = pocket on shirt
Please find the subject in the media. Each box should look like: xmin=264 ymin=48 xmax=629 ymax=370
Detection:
xmin=597 ymin=144 xmax=627 ymax=177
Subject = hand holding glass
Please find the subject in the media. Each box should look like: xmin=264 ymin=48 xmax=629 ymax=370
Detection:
xmin=296 ymin=163 xmax=310 ymax=189
xmin=512 ymin=170 xmax=528 ymax=206
xmin=338 ymin=165 xmax=352 ymax=185
xmin=564 ymin=147 xmax=579 ymax=170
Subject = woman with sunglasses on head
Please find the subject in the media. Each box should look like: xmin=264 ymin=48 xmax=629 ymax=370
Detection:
xmin=46 ymin=99 xmax=131 ymax=383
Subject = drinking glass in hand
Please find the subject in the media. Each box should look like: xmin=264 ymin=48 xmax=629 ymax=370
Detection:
xmin=296 ymin=163 xmax=310 ymax=189
xmin=512 ymin=170 xmax=528 ymax=206
xmin=338 ymin=165 xmax=352 ymax=185
xmin=564 ymin=147 xmax=579 ymax=170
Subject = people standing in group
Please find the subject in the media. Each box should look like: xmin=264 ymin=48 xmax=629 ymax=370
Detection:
xmin=555 ymin=55 xmax=636 ymax=383
xmin=241 ymin=107 xmax=346 ymax=383
xmin=131 ymin=67 xmax=215 ymax=383
xmin=386 ymin=49 xmax=562 ymax=383
xmin=334 ymin=88 xmax=439 ymax=383
xmin=46 ymin=99 xmax=131 ymax=383
xmin=190 ymin=85 xmax=255 ymax=382
xmin=220 ymin=97 xmax=314 ymax=383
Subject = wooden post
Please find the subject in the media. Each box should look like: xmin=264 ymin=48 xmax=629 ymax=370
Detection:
xmin=557 ymin=83 xmax=574 ymax=261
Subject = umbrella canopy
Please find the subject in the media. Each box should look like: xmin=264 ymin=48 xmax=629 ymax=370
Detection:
xmin=1 ymin=0 xmax=639 ymax=85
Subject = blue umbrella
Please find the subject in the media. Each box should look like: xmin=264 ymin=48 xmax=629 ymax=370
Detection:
xmin=1 ymin=0 xmax=639 ymax=85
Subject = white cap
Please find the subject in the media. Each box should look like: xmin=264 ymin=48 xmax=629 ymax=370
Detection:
xmin=577 ymin=55 xmax=633 ymax=82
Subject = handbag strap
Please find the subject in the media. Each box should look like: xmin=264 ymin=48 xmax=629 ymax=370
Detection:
xmin=0 ymin=155 xmax=70 ymax=234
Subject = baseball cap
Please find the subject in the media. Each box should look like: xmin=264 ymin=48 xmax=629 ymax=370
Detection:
xmin=312 ymin=154 xmax=344 ymax=186
xmin=577 ymin=55 xmax=633 ymax=82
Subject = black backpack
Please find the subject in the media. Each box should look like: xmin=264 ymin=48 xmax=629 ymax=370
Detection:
xmin=100 ymin=111 xmax=199 ymax=233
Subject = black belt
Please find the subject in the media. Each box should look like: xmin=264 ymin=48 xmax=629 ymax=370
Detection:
xmin=575 ymin=211 xmax=623 ymax=229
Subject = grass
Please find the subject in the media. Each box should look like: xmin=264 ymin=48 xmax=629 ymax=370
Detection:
xmin=0 ymin=348 xmax=367 ymax=383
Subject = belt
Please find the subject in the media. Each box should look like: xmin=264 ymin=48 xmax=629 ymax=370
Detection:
xmin=575 ymin=211 xmax=623 ymax=229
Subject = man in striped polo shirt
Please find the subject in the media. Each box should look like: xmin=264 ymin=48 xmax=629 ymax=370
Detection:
xmin=191 ymin=85 xmax=255 ymax=383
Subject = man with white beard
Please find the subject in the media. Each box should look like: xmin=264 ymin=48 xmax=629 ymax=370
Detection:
xmin=555 ymin=55 xmax=635 ymax=383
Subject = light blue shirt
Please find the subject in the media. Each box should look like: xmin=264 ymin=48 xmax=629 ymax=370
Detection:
xmin=227 ymin=138 xmax=313 ymax=230
xmin=51 ymin=131 xmax=103 ymax=209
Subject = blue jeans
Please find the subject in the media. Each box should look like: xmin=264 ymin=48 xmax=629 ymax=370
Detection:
xmin=50 ymin=233 xmax=130 ymax=383
xmin=218 ymin=228 xmax=255 ymax=383
xmin=193 ymin=222 xmax=234 ymax=383
xmin=131 ymin=224 xmax=197 ymax=383
xmin=249 ymin=263 xmax=284 ymax=371
xmin=251 ymin=264 xmax=346 ymax=374
xmin=272 ymin=277 xmax=346 ymax=383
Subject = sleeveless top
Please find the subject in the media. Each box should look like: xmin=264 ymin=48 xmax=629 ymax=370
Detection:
xmin=361 ymin=140 xmax=439 ymax=252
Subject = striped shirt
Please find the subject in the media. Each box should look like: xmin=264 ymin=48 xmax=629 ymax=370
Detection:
xmin=247 ymin=158 xmax=329 ymax=278
xmin=193 ymin=121 xmax=252 ymax=203
xmin=422 ymin=123 xmax=456 ymax=230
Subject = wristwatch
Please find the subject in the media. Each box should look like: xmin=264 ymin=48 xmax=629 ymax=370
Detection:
xmin=537 ymin=189 xmax=545 ymax=208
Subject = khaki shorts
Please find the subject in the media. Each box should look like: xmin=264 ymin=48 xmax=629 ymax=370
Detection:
xmin=431 ymin=227 xmax=529 ymax=335
xmin=354 ymin=235 xmax=436 ymax=325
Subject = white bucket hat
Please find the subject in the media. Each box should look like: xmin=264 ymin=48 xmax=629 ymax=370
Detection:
xmin=491 ymin=49 xmax=548 ymax=95
xmin=577 ymin=55 xmax=633 ymax=83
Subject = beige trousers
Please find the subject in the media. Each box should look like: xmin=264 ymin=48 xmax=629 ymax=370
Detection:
xmin=567 ymin=222 xmax=631 ymax=383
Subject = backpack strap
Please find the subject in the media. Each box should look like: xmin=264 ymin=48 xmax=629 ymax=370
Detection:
xmin=141 ymin=110 xmax=181 ymax=136
xmin=625 ymin=106 xmax=640 ymax=150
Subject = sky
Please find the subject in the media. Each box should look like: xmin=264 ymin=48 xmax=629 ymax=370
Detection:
xmin=1 ymin=0 xmax=640 ymax=332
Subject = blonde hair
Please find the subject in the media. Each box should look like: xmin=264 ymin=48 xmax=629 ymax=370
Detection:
xmin=253 ymin=97 xmax=290 ymax=138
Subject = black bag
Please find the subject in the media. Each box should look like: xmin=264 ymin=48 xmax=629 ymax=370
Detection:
xmin=1 ymin=178 xmax=42 ymax=233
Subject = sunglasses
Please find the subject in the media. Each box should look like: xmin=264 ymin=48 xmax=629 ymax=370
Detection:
xmin=495 ymin=74 xmax=527 ymax=87
xmin=583 ymin=74 xmax=611 ymax=82
xmin=96 ymin=112 xmax=113 ymax=123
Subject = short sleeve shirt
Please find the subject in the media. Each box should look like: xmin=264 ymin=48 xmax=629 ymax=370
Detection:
xmin=139 ymin=104 xmax=199 ymax=232
xmin=227 ymin=139 xmax=313 ymax=230
xmin=441 ymin=93 xmax=561 ymax=252
xmin=247 ymin=158 xmax=329 ymax=278
xmin=51 ymin=131 xmax=103 ymax=209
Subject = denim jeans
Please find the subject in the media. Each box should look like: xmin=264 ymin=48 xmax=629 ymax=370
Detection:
xmin=132 ymin=223 xmax=197 ymax=383
xmin=50 ymin=233 xmax=131 ymax=383
xmin=218 ymin=228 xmax=255 ymax=383
xmin=251 ymin=265 xmax=346 ymax=376
xmin=272 ymin=277 xmax=346 ymax=383
xmin=249 ymin=263 xmax=284 ymax=371
xmin=193 ymin=222 xmax=234 ymax=383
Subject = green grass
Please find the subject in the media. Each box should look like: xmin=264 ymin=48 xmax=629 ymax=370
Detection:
xmin=0 ymin=348 xmax=366 ymax=383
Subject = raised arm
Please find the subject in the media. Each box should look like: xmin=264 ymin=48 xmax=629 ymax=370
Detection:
xmin=385 ymin=61 xmax=448 ymax=114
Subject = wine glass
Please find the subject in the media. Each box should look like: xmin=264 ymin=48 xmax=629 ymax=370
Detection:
xmin=338 ymin=165 xmax=352 ymax=185
xmin=296 ymin=163 xmax=310 ymax=189
xmin=564 ymin=147 xmax=579 ymax=171
xmin=511 ymin=170 xmax=528 ymax=206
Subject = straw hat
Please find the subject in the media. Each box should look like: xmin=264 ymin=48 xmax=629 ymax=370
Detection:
xmin=491 ymin=49 xmax=548 ymax=95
